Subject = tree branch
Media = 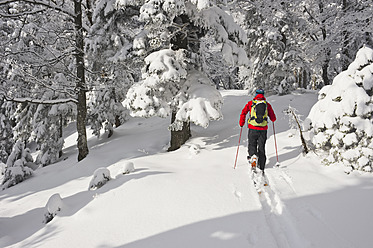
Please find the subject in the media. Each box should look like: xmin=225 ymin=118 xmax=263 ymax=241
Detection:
xmin=0 ymin=8 xmax=46 ymax=17
xmin=0 ymin=0 xmax=75 ymax=18
xmin=1 ymin=93 xmax=78 ymax=105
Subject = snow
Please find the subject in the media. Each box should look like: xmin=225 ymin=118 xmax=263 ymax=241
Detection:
xmin=44 ymin=193 xmax=64 ymax=223
xmin=1 ymin=90 xmax=373 ymax=248
xmin=121 ymin=161 xmax=135 ymax=174
xmin=89 ymin=168 xmax=112 ymax=190
xmin=305 ymin=46 xmax=373 ymax=171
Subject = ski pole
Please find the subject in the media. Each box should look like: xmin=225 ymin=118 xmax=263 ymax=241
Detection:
xmin=273 ymin=122 xmax=280 ymax=166
xmin=234 ymin=127 xmax=243 ymax=169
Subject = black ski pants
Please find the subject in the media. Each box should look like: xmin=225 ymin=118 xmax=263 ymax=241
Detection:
xmin=248 ymin=129 xmax=267 ymax=171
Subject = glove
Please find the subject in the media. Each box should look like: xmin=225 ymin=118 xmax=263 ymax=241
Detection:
xmin=239 ymin=119 xmax=245 ymax=127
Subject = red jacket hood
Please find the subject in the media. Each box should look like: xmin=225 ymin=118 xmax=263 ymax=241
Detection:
xmin=254 ymin=94 xmax=266 ymax=100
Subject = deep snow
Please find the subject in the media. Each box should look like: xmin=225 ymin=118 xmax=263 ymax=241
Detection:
xmin=1 ymin=90 xmax=372 ymax=248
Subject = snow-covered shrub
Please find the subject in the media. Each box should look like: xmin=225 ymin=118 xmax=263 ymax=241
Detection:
xmin=189 ymin=144 xmax=201 ymax=155
xmin=305 ymin=46 xmax=373 ymax=172
xmin=2 ymin=140 xmax=34 ymax=188
xmin=121 ymin=161 xmax=135 ymax=174
xmin=89 ymin=168 xmax=111 ymax=190
xmin=44 ymin=193 xmax=64 ymax=223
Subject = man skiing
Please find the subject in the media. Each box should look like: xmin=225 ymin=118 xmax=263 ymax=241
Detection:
xmin=239 ymin=89 xmax=276 ymax=176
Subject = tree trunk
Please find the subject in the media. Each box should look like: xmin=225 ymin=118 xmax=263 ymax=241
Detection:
xmin=59 ymin=114 xmax=63 ymax=158
xmin=289 ymin=108 xmax=309 ymax=154
xmin=302 ymin=69 xmax=308 ymax=89
xmin=319 ymin=1 xmax=331 ymax=85
xmin=341 ymin=0 xmax=350 ymax=71
xmin=74 ymin=0 xmax=89 ymax=161
xmin=168 ymin=111 xmax=191 ymax=152
xmin=321 ymin=58 xmax=330 ymax=85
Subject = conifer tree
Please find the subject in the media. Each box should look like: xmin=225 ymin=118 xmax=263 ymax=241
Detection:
xmin=125 ymin=0 xmax=248 ymax=150
xmin=2 ymin=140 xmax=33 ymax=188
xmin=86 ymin=0 xmax=143 ymax=138
xmin=0 ymin=97 xmax=13 ymax=163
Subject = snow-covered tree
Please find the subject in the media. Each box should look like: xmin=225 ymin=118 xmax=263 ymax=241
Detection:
xmin=305 ymin=46 xmax=373 ymax=173
xmin=236 ymin=0 xmax=302 ymax=94
xmin=125 ymin=0 xmax=248 ymax=150
xmin=0 ymin=97 xmax=14 ymax=163
xmin=0 ymin=0 xmax=89 ymax=161
xmin=88 ymin=83 xmax=128 ymax=138
xmin=2 ymin=140 xmax=34 ymax=188
xmin=300 ymin=0 xmax=373 ymax=87
xmin=86 ymin=0 xmax=143 ymax=138
xmin=201 ymin=35 xmax=240 ymax=89
xmin=33 ymin=78 xmax=76 ymax=166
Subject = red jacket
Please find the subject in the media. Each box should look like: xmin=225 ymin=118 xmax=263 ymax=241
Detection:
xmin=239 ymin=94 xmax=276 ymax=130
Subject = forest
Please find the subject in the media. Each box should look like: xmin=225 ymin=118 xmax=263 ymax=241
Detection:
xmin=0 ymin=0 xmax=372 ymax=188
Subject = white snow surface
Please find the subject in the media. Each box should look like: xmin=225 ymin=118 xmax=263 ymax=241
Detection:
xmin=1 ymin=90 xmax=373 ymax=248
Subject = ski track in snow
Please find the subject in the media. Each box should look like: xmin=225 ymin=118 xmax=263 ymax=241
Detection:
xmin=251 ymin=168 xmax=311 ymax=248
xmin=263 ymin=166 xmax=355 ymax=248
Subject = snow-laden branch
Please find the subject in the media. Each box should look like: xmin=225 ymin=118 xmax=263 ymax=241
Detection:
xmin=0 ymin=8 xmax=46 ymax=17
xmin=2 ymin=60 xmax=77 ymax=98
xmin=0 ymin=0 xmax=75 ymax=17
xmin=1 ymin=93 xmax=78 ymax=105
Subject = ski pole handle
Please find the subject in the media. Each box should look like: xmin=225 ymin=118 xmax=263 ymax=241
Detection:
xmin=234 ymin=127 xmax=243 ymax=169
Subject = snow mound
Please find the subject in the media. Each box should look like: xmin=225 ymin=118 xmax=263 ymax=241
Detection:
xmin=189 ymin=144 xmax=201 ymax=155
xmin=121 ymin=161 xmax=135 ymax=174
xmin=89 ymin=168 xmax=111 ymax=190
xmin=44 ymin=193 xmax=64 ymax=223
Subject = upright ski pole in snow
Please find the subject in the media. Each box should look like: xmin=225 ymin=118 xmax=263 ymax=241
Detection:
xmin=273 ymin=122 xmax=280 ymax=167
xmin=234 ymin=127 xmax=243 ymax=169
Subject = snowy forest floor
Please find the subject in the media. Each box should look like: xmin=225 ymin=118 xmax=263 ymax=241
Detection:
xmin=1 ymin=90 xmax=373 ymax=248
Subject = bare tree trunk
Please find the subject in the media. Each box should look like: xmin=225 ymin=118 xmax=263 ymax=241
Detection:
xmin=59 ymin=114 xmax=63 ymax=158
xmin=341 ymin=0 xmax=350 ymax=71
xmin=302 ymin=69 xmax=308 ymax=89
xmin=74 ymin=0 xmax=89 ymax=161
xmin=289 ymin=108 xmax=309 ymax=154
xmin=168 ymin=111 xmax=191 ymax=151
xmin=320 ymin=1 xmax=331 ymax=85
xmin=321 ymin=57 xmax=330 ymax=85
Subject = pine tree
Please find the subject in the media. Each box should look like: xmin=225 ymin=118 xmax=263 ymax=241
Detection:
xmin=2 ymin=140 xmax=34 ymax=188
xmin=125 ymin=0 xmax=248 ymax=150
xmin=33 ymin=78 xmax=76 ymax=166
xmin=236 ymin=0 xmax=302 ymax=94
xmin=86 ymin=0 xmax=142 ymax=138
xmin=0 ymin=97 xmax=14 ymax=163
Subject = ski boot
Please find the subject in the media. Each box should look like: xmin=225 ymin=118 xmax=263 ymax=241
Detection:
xmin=248 ymin=155 xmax=258 ymax=175
xmin=248 ymin=155 xmax=258 ymax=169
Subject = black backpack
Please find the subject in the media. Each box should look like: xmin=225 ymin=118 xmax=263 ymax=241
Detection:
xmin=249 ymin=100 xmax=268 ymax=126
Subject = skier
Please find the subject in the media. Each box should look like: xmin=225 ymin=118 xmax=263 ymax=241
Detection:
xmin=239 ymin=89 xmax=276 ymax=176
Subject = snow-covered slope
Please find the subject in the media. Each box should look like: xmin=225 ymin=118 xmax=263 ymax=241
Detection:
xmin=1 ymin=90 xmax=372 ymax=248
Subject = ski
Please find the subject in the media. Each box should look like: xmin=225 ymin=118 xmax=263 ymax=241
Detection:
xmin=250 ymin=167 xmax=269 ymax=194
